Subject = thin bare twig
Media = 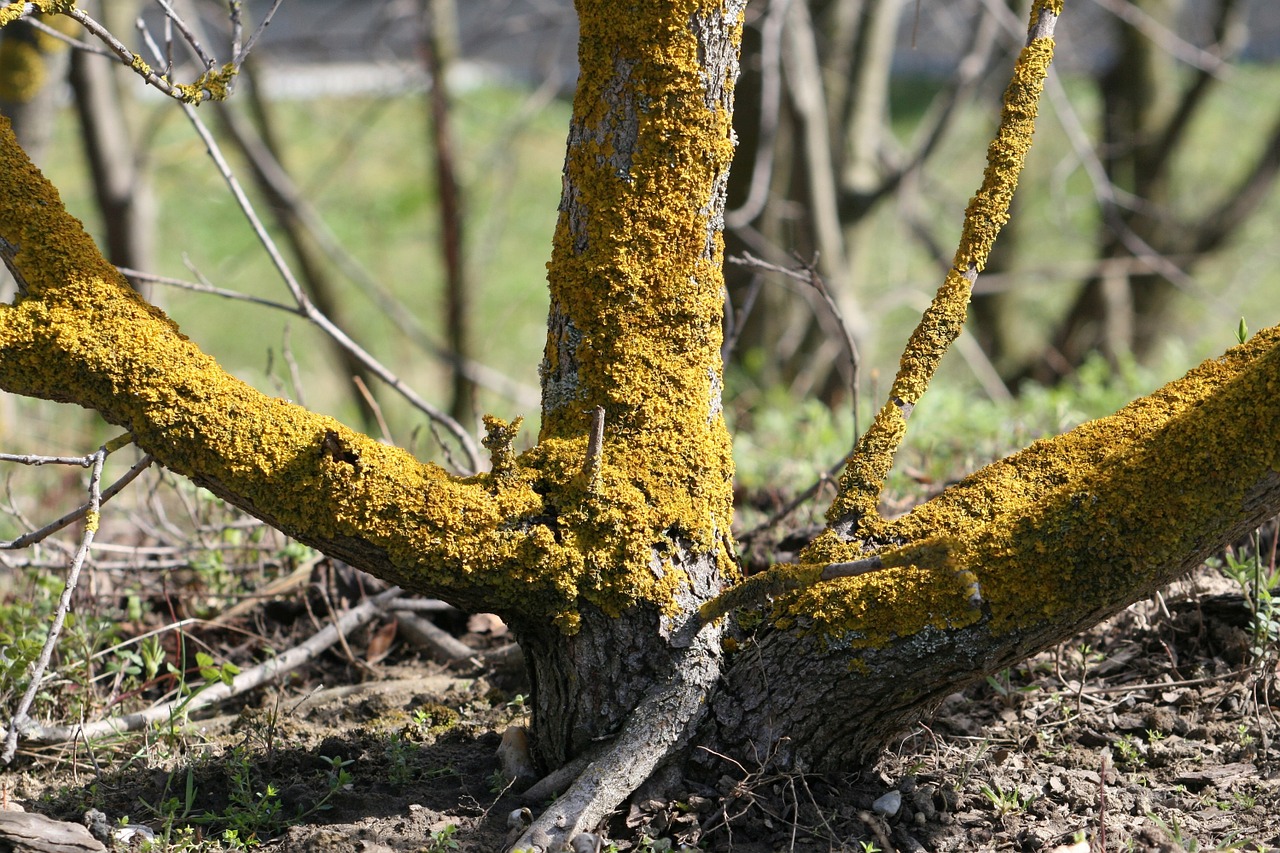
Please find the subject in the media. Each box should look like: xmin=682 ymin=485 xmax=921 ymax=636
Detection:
xmin=583 ymin=405 xmax=605 ymax=484
xmin=116 ymin=267 xmax=295 ymax=312
xmin=16 ymin=16 xmax=113 ymax=58
xmin=737 ymin=458 xmax=842 ymax=545
xmin=2 ymin=447 xmax=107 ymax=764
xmin=724 ymin=0 xmax=791 ymax=229
xmin=153 ymin=0 xmax=215 ymax=71
xmin=1 ymin=454 xmax=155 ymax=550
xmin=730 ymin=252 xmax=861 ymax=442
xmin=353 ymin=375 xmax=394 ymax=446
xmin=233 ymin=0 xmax=284 ymax=67
xmin=1088 ymin=0 xmax=1230 ymax=76
xmin=214 ymin=82 xmax=538 ymax=408
xmin=8 ymin=587 xmax=403 ymax=749
xmin=229 ymin=1 xmax=244 ymax=66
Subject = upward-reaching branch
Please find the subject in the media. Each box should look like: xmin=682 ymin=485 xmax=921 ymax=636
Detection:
xmin=827 ymin=0 xmax=1062 ymax=539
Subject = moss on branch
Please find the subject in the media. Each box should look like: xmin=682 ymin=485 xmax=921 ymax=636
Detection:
xmin=0 ymin=113 xmax=718 ymax=631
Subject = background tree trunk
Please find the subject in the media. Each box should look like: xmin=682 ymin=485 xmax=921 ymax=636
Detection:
xmin=0 ymin=14 xmax=71 ymax=163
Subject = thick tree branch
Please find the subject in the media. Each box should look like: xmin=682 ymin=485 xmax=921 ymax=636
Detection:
xmin=701 ymin=326 xmax=1280 ymax=769
xmin=0 ymin=116 xmax=574 ymax=622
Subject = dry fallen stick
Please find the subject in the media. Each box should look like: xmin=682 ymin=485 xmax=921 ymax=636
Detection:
xmin=9 ymin=587 xmax=402 ymax=748
xmin=395 ymin=612 xmax=525 ymax=673
xmin=395 ymin=611 xmax=475 ymax=662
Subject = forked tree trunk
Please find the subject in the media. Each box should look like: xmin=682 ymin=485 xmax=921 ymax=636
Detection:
xmin=3 ymin=3 xmax=1280 ymax=852
xmin=520 ymin=0 xmax=745 ymax=771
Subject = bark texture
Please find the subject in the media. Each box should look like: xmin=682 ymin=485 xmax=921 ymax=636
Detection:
xmin=698 ymin=325 xmax=1280 ymax=770
xmin=4 ymin=4 xmax=1280 ymax=850
xmin=524 ymin=0 xmax=745 ymax=773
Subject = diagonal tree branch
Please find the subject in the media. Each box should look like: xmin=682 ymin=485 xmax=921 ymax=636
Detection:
xmin=826 ymin=0 xmax=1062 ymax=539
xmin=0 ymin=115 xmax=565 ymax=622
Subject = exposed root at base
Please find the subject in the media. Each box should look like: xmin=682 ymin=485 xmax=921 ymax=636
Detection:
xmin=510 ymin=627 xmax=722 ymax=852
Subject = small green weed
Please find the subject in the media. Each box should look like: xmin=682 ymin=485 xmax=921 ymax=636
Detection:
xmin=383 ymin=734 xmax=421 ymax=785
xmin=425 ymin=824 xmax=460 ymax=852
xmin=1115 ymin=734 xmax=1145 ymax=768
xmin=1212 ymin=536 xmax=1280 ymax=667
xmin=984 ymin=667 xmax=1038 ymax=706
xmin=148 ymin=748 xmax=354 ymax=847
xmin=979 ymin=782 xmax=1035 ymax=816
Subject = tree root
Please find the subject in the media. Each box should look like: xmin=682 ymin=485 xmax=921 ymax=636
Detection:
xmin=510 ymin=625 xmax=722 ymax=852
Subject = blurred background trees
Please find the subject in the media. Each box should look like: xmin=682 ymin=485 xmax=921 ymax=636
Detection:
xmin=724 ymin=0 xmax=1280 ymax=406
xmin=2 ymin=0 xmax=1278 ymax=491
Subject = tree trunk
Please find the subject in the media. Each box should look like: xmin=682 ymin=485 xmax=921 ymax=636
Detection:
xmin=6 ymin=3 xmax=1280 ymax=851
xmin=525 ymin=0 xmax=744 ymax=771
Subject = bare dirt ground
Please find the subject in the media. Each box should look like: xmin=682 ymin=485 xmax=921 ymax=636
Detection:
xmin=3 ymin=516 xmax=1279 ymax=853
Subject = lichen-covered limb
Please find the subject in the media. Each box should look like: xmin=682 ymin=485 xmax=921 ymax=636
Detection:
xmin=539 ymin=0 xmax=742 ymax=576
xmin=0 ymin=116 xmax=576 ymax=622
xmin=700 ymin=326 xmax=1280 ymax=769
xmin=827 ymin=0 xmax=1062 ymax=537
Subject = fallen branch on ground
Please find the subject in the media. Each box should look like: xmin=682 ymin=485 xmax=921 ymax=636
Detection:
xmin=9 ymin=587 xmax=402 ymax=748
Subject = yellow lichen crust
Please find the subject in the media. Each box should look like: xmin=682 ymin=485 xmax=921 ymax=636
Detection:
xmin=537 ymin=1 xmax=742 ymax=616
xmin=0 ymin=0 xmax=746 ymax=634
xmin=1032 ymin=0 xmax=1065 ymax=20
xmin=174 ymin=63 xmax=237 ymax=104
xmin=0 ymin=115 xmax=597 ymax=630
xmin=0 ymin=2 xmax=78 ymax=28
xmin=826 ymin=9 xmax=1057 ymax=534
xmin=781 ymin=327 xmax=1280 ymax=647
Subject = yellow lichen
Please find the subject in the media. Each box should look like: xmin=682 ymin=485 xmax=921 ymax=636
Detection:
xmin=0 ymin=39 xmax=43 ymax=102
xmin=781 ymin=328 xmax=1280 ymax=645
xmin=827 ymin=9 xmax=1057 ymax=534
xmin=0 ymin=115 xmax=567 ymax=629
xmin=536 ymin=0 xmax=743 ymax=617
xmin=174 ymin=63 xmax=237 ymax=104
xmin=0 ymin=4 xmax=748 ymax=639
xmin=0 ymin=4 xmax=749 ymax=635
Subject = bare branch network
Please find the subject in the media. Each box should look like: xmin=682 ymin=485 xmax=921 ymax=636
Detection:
xmin=0 ymin=0 xmax=284 ymax=103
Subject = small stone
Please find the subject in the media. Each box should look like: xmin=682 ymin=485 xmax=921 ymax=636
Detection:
xmin=872 ymin=790 xmax=901 ymax=817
